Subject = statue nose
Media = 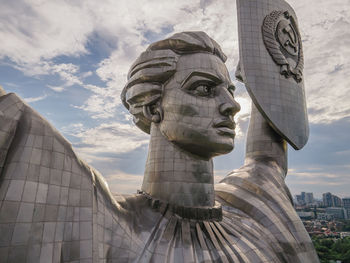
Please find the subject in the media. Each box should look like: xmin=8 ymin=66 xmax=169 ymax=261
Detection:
xmin=219 ymin=101 xmax=240 ymax=116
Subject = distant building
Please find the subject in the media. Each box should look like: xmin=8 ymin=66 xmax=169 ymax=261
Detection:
xmin=297 ymin=211 xmax=315 ymax=220
xmin=317 ymin=213 xmax=332 ymax=221
xmin=296 ymin=194 xmax=304 ymax=205
xmin=346 ymin=209 xmax=350 ymax=219
xmin=296 ymin=192 xmax=314 ymax=205
xmin=305 ymin=192 xmax=314 ymax=204
xmin=322 ymin=192 xmax=342 ymax=207
xmin=340 ymin=232 xmax=350 ymax=239
xmin=342 ymin=197 xmax=350 ymax=209
xmin=323 ymin=192 xmax=333 ymax=207
xmin=333 ymin=195 xmax=342 ymax=207
xmin=325 ymin=207 xmax=347 ymax=220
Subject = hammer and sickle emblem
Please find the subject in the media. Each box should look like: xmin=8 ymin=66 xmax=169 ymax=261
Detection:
xmin=262 ymin=10 xmax=303 ymax=82
xmin=282 ymin=24 xmax=297 ymax=52
xmin=276 ymin=18 xmax=299 ymax=56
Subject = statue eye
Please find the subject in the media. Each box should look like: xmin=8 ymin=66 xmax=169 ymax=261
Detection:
xmin=192 ymin=84 xmax=215 ymax=97
xmin=181 ymin=75 xmax=219 ymax=97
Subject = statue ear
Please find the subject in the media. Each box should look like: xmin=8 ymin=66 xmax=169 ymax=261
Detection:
xmin=143 ymin=104 xmax=163 ymax=123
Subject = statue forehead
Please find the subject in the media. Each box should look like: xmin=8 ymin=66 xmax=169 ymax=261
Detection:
xmin=173 ymin=53 xmax=230 ymax=82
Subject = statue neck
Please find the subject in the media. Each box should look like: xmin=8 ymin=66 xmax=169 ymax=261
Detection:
xmin=245 ymin=102 xmax=288 ymax=176
xmin=142 ymin=125 xmax=215 ymax=208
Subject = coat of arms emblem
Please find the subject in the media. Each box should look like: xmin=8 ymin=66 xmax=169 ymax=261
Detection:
xmin=262 ymin=10 xmax=304 ymax=83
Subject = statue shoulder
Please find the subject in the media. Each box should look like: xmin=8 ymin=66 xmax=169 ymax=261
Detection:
xmin=0 ymin=91 xmax=121 ymax=204
xmin=218 ymin=158 xmax=284 ymax=184
xmin=214 ymin=160 xmax=318 ymax=262
xmin=215 ymin=158 xmax=294 ymax=221
xmin=0 ymin=92 xmax=26 ymax=120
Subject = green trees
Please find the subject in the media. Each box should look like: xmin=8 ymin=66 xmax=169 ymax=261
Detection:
xmin=343 ymin=222 xmax=350 ymax=231
xmin=313 ymin=236 xmax=350 ymax=263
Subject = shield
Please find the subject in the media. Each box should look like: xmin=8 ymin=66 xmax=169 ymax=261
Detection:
xmin=236 ymin=0 xmax=309 ymax=150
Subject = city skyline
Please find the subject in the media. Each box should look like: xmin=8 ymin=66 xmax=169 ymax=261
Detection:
xmin=0 ymin=0 xmax=349 ymax=198
xmin=295 ymin=191 xmax=350 ymax=201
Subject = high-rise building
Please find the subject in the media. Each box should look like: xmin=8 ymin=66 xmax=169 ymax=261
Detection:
xmin=342 ymin=197 xmax=350 ymax=209
xmin=322 ymin=192 xmax=342 ymax=207
xmin=296 ymin=192 xmax=314 ymax=205
xmin=326 ymin=207 xmax=347 ymax=220
xmin=333 ymin=195 xmax=342 ymax=207
xmin=296 ymin=194 xmax=305 ymax=205
xmin=323 ymin=192 xmax=333 ymax=207
xmin=343 ymin=198 xmax=350 ymax=219
xmin=305 ymin=192 xmax=314 ymax=204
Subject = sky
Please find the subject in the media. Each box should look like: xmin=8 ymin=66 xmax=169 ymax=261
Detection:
xmin=0 ymin=0 xmax=349 ymax=199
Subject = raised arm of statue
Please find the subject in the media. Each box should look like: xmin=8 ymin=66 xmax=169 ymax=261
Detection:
xmin=236 ymin=68 xmax=288 ymax=175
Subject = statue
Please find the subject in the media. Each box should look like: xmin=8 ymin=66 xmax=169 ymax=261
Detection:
xmin=0 ymin=1 xmax=319 ymax=262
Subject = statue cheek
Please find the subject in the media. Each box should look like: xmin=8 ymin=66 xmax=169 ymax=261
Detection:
xmin=163 ymin=104 xmax=200 ymax=120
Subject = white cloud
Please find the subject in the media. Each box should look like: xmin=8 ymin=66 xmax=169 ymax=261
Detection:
xmin=23 ymin=94 xmax=47 ymax=103
xmin=3 ymin=82 xmax=19 ymax=88
xmin=81 ymin=71 xmax=93 ymax=79
xmin=106 ymin=171 xmax=143 ymax=194
xmin=288 ymin=0 xmax=350 ymax=124
xmin=62 ymin=121 xmax=149 ymax=159
xmin=234 ymin=95 xmax=251 ymax=138
xmin=73 ymin=84 xmax=119 ymax=119
xmin=47 ymin=85 xmax=65 ymax=92
xmin=286 ymin=165 xmax=350 ymax=198
xmin=60 ymin=122 xmax=85 ymax=134
xmin=0 ymin=0 xmax=92 ymax=67
xmin=51 ymin=63 xmax=82 ymax=86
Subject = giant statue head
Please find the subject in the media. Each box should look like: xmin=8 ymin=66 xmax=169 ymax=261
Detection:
xmin=121 ymin=32 xmax=240 ymax=159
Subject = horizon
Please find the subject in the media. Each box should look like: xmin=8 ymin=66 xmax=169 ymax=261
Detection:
xmin=294 ymin=192 xmax=350 ymax=200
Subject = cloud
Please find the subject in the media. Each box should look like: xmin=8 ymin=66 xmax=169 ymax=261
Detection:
xmin=334 ymin=150 xmax=350 ymax=156
xmin=106 ymin=170 xmax=143 ymax=194
xmin=62 ymin=121 xmax=149 ymax=159
xmin=3 ymin=82 xmax=19 ymax=88
xmin=287 ymin=0 xmax=350 ymax=124
xmin=73 ymin=84 xmax=119 ymax=119
xmin=286 ymin=164 xmax=350 ymax=198
xmin=0 ymin=0 xmax=92 ymax=67
xmin=51 ymin=63 xmax=82 ymax=86
xmin=81 ymin=71 xmax=93 ymax=79
xmin=47 ymin=85 xmax=65 ymax=92
xmin=23 ymin=94 xmax=47 ymax=103
xmin=234 ymin=95 xmax=251 ymax=137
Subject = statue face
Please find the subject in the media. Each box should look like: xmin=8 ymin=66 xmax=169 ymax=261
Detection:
xmin=159 ymin=53 xmax=240 ymax=159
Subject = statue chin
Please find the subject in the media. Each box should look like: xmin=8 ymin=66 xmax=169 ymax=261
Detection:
xmin=159 ymin=124 xmax=235 ymax=159
xmin=172 ymin=140 xmax=234 ymax=159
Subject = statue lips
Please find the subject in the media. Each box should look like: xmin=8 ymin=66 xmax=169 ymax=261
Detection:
xmin=213 ymin=119 xmax=236 ymax=138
